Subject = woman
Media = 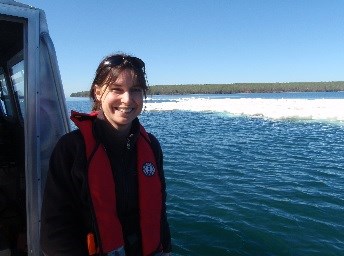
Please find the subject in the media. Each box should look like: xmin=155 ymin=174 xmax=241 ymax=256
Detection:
xmin=40 ymin=54 xmax=172 ymax=256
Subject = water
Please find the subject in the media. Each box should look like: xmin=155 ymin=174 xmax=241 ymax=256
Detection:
xmin=66 ymin=92 xmax=344 ymax=256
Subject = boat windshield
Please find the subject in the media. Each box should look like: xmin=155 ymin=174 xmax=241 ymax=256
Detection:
xmin=9 ymin=58 xmax=25 ymax=118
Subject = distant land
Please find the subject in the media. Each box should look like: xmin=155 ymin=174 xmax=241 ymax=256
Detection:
xmin=70 ymin=81 xmax=344 ymax=97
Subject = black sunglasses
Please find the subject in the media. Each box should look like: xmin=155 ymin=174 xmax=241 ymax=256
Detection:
xmin=103 ymin=55 xmax=145 ymax=72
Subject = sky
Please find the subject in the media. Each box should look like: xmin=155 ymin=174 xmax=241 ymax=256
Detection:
xmin=20 ymin=0 xmax=344 ymax=96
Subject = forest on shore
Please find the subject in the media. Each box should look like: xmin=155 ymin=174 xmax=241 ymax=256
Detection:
xmin=70 ymin=81 xmax=344 ymax=97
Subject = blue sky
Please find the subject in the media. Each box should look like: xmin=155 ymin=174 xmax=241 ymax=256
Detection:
xmin=21 ymin=0 xmax=344 ymax=96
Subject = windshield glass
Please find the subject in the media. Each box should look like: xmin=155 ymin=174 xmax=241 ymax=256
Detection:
xmin=0 ymin=68 xmax=14 ymax=117
xmin=9 ymin=59 xmax=25 ymax=118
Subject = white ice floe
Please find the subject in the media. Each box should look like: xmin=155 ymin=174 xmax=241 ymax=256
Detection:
xmin=145 ymin=97 xmax=344 ymax=121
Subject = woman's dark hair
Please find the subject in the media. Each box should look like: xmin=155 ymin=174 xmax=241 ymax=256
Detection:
xmin=89 ymin=53 xmax=148 ymax=111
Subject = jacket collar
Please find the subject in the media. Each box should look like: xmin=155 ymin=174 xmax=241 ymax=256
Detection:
xmin=93 ymin=110 xmax=140 ymax=151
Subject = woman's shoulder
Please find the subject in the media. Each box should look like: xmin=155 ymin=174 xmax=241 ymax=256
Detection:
xmin=50 ymin=129 xmax=88 ymax=170
xmin=146 ymin=131 xmax=160 ymax=147
xmin=146 ymin=132 xmax=163 ymax=157
xmin=58 ymin=129 xmax=83 ymax=143
xmin=147 ymin=132 xmax=160 ymax=146
xmin=54 ymin=129 xmax=84 ymax=153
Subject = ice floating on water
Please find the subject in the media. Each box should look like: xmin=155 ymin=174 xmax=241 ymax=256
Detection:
xmin=145 ymin=97 xmax=344 ymax=122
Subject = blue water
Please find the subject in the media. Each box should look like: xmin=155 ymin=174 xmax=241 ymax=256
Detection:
xmin=67 ymin=92 xmax=344 ymax=256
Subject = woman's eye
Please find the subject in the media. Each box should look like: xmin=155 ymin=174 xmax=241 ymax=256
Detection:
xmin=110 ymin=87 xmax=123 ymax=93
xmin=108 ymin=86 xmax=143 ymax=95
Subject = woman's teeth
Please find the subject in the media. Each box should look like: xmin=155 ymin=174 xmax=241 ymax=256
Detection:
xmin=117 ymin=107 xmax=133 ymax=113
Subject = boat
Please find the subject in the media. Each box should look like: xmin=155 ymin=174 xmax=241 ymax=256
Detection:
xmin=0 ymin=1 xmax=70 ymax=255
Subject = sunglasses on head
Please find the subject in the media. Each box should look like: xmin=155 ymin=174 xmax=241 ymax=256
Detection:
xmin=103 ymin=55 xmax=145 ymax=72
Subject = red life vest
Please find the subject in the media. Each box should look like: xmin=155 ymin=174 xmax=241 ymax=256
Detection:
xmin=71 ymin=111 xmax=163 ymax=256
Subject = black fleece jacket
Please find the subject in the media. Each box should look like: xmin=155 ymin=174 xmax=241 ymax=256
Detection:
xmin=40 ymin=115 xmax=171 ymax=255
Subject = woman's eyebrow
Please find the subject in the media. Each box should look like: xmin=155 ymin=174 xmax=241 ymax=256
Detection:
xmin=107 ymin=83 xmax=122 ymax=87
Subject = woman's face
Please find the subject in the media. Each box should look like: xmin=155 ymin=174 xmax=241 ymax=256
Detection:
xmin=94 ymin=68 xmax=144 ymax=131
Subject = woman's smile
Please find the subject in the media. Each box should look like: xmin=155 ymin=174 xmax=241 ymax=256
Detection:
xmin=116 ymin=107 xmax=135 ymax=113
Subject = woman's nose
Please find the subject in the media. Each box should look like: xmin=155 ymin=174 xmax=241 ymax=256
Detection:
xmin=121 ymin=91 xmax=131 ymax=102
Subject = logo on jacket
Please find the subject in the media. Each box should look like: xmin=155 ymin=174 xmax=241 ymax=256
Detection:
xmin=142 ymin=162 xmax=156 ymax=176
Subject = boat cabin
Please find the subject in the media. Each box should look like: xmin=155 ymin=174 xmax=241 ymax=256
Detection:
xmin=0 ymin=1 xmax=70 ymax=255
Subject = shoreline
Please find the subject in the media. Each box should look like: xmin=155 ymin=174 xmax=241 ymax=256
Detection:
xmin=70 ymin=81 xmax=344 ymax=97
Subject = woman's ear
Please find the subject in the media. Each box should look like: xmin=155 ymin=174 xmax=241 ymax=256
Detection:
xmin=94 ymin=85 xmax=102 ymax=101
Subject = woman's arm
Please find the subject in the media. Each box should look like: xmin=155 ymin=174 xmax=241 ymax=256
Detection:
xmin=158 ymin=148 xmax=172 ymax=253
xmin=40 ymin=131 xmax=89 ymax=255
xmin=148 ymin=133 xmax=172 ymax=253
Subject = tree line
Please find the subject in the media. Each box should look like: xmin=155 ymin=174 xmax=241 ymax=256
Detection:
xmin=70 ymin=81 xmax=344 ymax=97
